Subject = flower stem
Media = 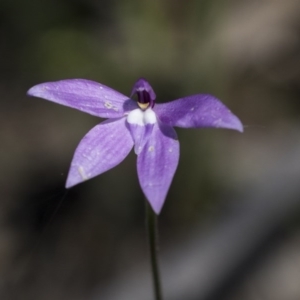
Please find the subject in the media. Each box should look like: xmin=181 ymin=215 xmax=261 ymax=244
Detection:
xmin=146 ymin=201 xmax=163 ymax=300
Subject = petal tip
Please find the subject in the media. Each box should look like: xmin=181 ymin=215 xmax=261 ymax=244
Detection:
xmin=232 ymin=117 xmax=244 ymax=133
xmin=65 ymin=168 xmax=85 ymax=189
xmin=218 ymin=113 xmax=244 ymax=133
xmin=65 ymin=176 xmax=78 ymax=189
xmin=234 ymin=117 xmax=244 ymax=133
xmin=65 ymin=181 xmax=73 ymax=189
xmin=27 ymin=84 xmax=46 ymax=98
xmin=148 ymin=199 xmax=163 ymax=215
xmin=237 ymin=125 xmax=244 ymax=133
xmin=26 ymin=85 xmax=37 ymax=97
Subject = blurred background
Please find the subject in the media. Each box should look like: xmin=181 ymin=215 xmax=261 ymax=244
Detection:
xmin=1 ymin=0 xmax=300 ymax=299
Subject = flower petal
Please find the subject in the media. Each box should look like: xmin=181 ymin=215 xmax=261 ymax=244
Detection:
xmin=137 ymin=123 xmax=179 ymax=214
xmin=27 ymin=79 xmax=138 ymax=118
xmin=127 ymin=123 xmax=154 ymax=155
xmin=66 ymin=118 xmax=133 ymax=188
xmin=126 ymin=108 xmax=157 ymax=154
xmin=154 ymin=94 xmax=243 ymax=132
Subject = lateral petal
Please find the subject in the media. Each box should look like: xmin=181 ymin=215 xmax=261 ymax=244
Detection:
xmin=154 ymin=94 xmax=243 ymax=132
xmin=66 ymin=118 xmax=133 ymax=188
xmin=137 ymin=123 xmax=179 ymax=214
xmin=27 ymin=79 xmax=137 ymax=118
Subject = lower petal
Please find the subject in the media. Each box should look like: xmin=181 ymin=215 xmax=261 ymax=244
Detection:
xmin=66 ymin=118 xmax=133 ymax=188
xmin=127 ymin=123 xmax=154 ymax=154
xmin=137 ymin=123 xmax=179 ymax=214
xmin=126 ymin=108 xmax=157 ymax=154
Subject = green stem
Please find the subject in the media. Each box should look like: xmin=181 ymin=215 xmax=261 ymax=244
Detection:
xmin=146 ymin=201 xmax=163 ymax=300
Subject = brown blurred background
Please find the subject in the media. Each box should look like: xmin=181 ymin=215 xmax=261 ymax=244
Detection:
xmin=1 ymin=0 xmax=300 ymax=299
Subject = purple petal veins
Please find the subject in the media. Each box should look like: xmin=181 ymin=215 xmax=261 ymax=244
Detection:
xmin=137 ymin=122 xmax=179 ymax=214
xmin=66 ymin=118 xmax=133 ymax=188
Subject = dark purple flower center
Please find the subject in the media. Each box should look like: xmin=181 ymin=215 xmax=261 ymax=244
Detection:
xmin=131 ymin=78 xmax=156 ymax=110
xmin=136 ymin=89 xmax=152 ymax=109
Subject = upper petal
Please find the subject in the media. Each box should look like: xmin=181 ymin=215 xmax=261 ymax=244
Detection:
xmin=130 ymin=78 xmax=156 ymax=109
xmin=27 ymin=79 xmax=138 ymax=118
xmin=154 ymin=94 xmax=243 ymax=132
xmin=137 ymin=122 xmax=179 ymax=214
xmin=66 ymin=118 xmax=133 ymax=188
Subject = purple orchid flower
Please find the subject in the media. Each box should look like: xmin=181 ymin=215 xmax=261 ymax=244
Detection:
xmin=27 ymin=78 xmax=243 ymax=214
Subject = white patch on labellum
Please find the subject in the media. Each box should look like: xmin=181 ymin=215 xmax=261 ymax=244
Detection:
xmin=127 ymin=109 xmax=144 ymax=126
xmin=144 ymin=109 xmax=157 ymax=124
xmin=127 ymin=108 xmax=157 ymax=126
xmin=148 ymin=146 xmax=154 ymax=152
